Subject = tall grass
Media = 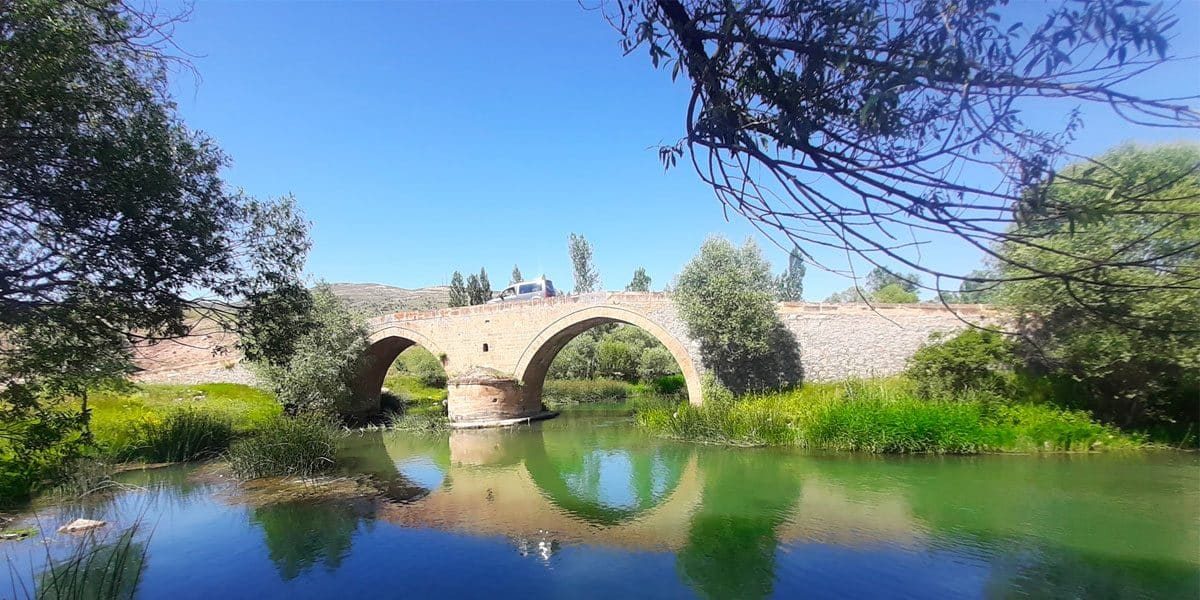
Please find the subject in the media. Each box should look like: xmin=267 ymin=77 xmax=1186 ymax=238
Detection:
xmin=637 ymin=379 xmax=1139 ymax=453
xmin=105 ymin=408 xmax=235 ymax=463
xmin=226 ymin=415 xmax=343 ymax=479
xmin=7 ymin=523 xmax=149 ymax=600
xmin=89 ymin=383 xmax=280 ymax=462
xmin=542 ymin=379 xmax=634 ymax=404
xmin=387 ymin=410 xmax=449 ymax=433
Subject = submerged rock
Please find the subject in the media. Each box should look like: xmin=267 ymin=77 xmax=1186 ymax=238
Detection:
xmin=57 ymin=518 xmax=107 ymax=534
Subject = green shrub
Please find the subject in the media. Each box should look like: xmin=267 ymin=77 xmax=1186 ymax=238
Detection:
xmin=0 ymin=429 xmax=82 ymax=510
xmin=871 ymin=283 xmax=919 ymax=303
xmin=226 ymin=415 xmax=342 ymax=479
xmin=542 ymin=379 xmax=633 ymax=404
xmin=111 ymin=408 xmax=235 ymax=463
xmin=906 ymin=329 xmax=1020 ymax=399
xmin=395 ymin=347 xmax=448 ymax=388
xmin=252 ymin=285 xmax=370 ymax=416
xmin=997 ymin=144 xmax=1200 ymax=430
xmin=649 ymin=374 xmax=686 ymax=395
xmin=597 ymin=339 xmax=639 ymax=381
xmin=638 ymin=347 xmax=680 ymax=380
xmin=674 ymin=236 xmax=803 ymax=392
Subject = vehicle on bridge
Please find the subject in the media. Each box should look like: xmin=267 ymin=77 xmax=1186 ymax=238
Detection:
xmin=489 ymin=277 xmax=558 ymax=304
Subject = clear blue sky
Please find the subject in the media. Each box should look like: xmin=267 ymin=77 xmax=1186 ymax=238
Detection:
xmin=166 ymin=1 xmax=1200 ymax=300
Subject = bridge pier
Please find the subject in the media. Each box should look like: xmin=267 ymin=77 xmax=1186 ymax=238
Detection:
xmin=447 ymin=368 xmax=550 ymax=427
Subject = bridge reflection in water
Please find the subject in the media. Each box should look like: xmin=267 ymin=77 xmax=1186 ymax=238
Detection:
xmin=327 ymin=414 xmax=929 ymax=599
xmin=232 ymin=415 xmax=1198 ymax=599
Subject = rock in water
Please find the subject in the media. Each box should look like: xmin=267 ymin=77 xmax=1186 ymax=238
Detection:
xmin=57 ymin=518 xmax=106 ymax=534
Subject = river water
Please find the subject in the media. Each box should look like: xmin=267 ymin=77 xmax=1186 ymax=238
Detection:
xmin=3 ymin=409 xmax=1198 ymax=599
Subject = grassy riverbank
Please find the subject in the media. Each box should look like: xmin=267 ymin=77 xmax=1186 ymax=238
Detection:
xmin=87 ymin=384 xmax=281 ymax=462
xmin=636 ymin=379 xmax=1141 ymax=453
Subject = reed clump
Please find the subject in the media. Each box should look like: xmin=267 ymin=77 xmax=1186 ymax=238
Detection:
xmin=636 ymin=379 xmax=1139 ymax=453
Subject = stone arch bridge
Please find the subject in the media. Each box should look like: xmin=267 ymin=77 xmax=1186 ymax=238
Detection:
xmin=354 ymin=292 xmax=989 ymax=426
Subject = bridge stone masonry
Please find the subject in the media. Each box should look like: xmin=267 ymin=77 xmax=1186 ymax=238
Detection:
xmin=353 ymin=292 xmax=992 ymax=427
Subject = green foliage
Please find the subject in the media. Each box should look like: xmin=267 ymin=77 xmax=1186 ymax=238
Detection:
xmin=673 ymin=237 xmax=802 ymax=392
xmin=626 ymin=267 xmax=652 ymax=292
xmin=826 ymin=267 xmax=920 ymax=303
xmin=448 ymin=271 xmax=468 ymax=307
xmin=392 ymin=346 xmax=447 ymax=388
xmin=547 ymin=323 xmax=682 ymax=384
xmin=465 ymin=269 xmax=493 ymax=305
xmin=637 ymin=379 xmax=1137 ymax=452
xmin=866 ymin=267 xmax=921 ymax=294
xmin=477 ymin=268 xmax=492 ymax=303
xmin=638 ymin=347 xmax=680 ymax=380
xmin=237 ymin=283 xmax=318 ymax=368
xmin=774 ymin=248 xmax=806 ymax=301
xmin=647 ymin=374 xmax=686 ymax=395
xmin=950 ymin=268 xmax=1002 ymax=304
xmin=0 ymin=312 xmax=134 ymax=506
xmin=547 ymin=337 xmax=596 ymax=379
xmin=252 ymin=285 xmax=369 ymax=417
xmin=542 ymin=379 xmax=633 ymax=404
xmin=568 ymin=233 xmax=600 ymax=293
xmin=227 ymin=415 xmax=343 ymax=479
xmin=871 ymin=283 xmax=919 ymax=303
xmin=108 ymin=408 xmax=235 ymax=463
xmin=616 ymin=0 xmax=1189 ymax=303
xmin=907 ymin=329 xmax=1020 ymax=399
xmin=510 ymin=265 xmax=524 ymax=285
xmin=596 ymin=339 xmax=639 ymax=381
xmin=824 ymin=287 xmax=867 ymax=303
xmin=0 ymin=0 xmax=307 ymax=504
xmin=388 ymin=411 xmax=450 ymax=433
xmin=999 ymin=143 xmax=1200 ymax=428
xmin=34 ymin=524 xmax=148 ymax=600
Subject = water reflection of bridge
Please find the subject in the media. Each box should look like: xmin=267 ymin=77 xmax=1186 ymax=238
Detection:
xmin=341 ymin=422 xmax=928 ymax=554
xmin=240 ymin=421 xmax=1199 ymax=599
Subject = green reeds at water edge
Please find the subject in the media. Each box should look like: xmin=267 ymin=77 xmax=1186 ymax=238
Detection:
xmin=5 ymin=520 xmax=149 ymax=600
xmin=106 ymin=408 xmax=235 ymax=464
xmin=225 ymin=415 xmax=343 ymax=479
xmin=636 ymin=379 xmax=1139 ymax=453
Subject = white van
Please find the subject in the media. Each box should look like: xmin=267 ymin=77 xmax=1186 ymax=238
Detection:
xmin=489 ymin=277 xmax=558 ymax=303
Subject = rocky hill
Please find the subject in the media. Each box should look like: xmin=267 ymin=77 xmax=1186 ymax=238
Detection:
xmin=327 ymin=283 xmax=450 ymax=315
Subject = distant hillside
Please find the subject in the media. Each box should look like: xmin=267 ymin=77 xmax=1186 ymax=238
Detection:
xmin=327 ymin=283 xmax=450 ymax=315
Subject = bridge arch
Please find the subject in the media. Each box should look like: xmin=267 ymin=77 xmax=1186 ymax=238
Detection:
xmin=514 ymin=305 xmax=703 ymax=406
xmin=353 ymin=325 xmax=447 ymax=410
